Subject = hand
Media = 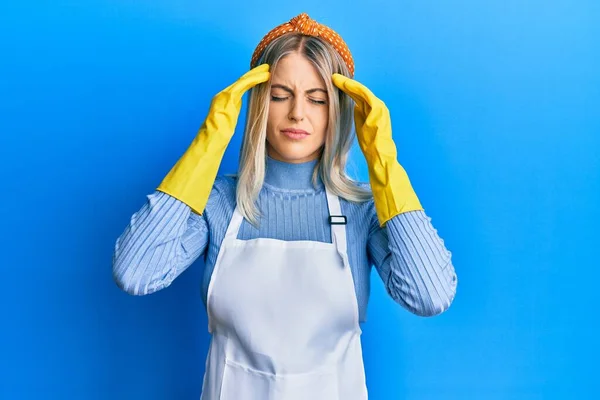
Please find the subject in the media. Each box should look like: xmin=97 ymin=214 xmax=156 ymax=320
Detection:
xmin=204 ymin=63 xmax=271 ymax=141
xmin=331 ymin=73 xmax=395 ymax=158
xmin=156 ymin=64 xmax=270 ymax=215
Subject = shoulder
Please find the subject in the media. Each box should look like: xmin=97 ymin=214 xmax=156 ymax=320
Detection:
xmin=204 ymin=175 xmax=237 ymax=214
xmin=214 ymin=174 xmax=238 ymax=194
xmin=355 ymin=181 xmax=381 ymax=232
xmin=338 ymin=180 xmax=379 ymax=230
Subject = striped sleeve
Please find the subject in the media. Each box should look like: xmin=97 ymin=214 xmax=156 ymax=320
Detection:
xmin=367 ymin=208 xmax=458 ymax=317
xmin=112 ymin=191 xmax=209 ymax=295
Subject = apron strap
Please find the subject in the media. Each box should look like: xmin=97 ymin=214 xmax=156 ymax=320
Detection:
xmin=224 ymin=206 xmax=245 ymax=243
xmin=325 ymin=187 xmax=350 ymax=268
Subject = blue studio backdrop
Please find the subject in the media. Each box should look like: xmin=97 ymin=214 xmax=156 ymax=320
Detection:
xmin=1 ymin=1 xmax=598 ymax=399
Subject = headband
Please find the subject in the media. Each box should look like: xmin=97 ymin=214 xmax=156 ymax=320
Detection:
xmin=250 ymin=13 xmax=355 ymax=77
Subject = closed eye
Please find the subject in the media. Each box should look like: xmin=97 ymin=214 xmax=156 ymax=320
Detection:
xmin=270 ymin=96 xmax=327 ymax=105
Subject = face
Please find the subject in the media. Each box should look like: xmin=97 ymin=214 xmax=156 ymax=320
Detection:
xmin=266 ymin=52 xmax=329 ymax=164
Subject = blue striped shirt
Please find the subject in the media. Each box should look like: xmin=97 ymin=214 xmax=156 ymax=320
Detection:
xmin=112 ymin=156 xmax=458 ymax=321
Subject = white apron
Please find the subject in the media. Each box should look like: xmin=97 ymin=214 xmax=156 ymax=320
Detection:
xmin=200 ymin=187 xmax=368 ymax=400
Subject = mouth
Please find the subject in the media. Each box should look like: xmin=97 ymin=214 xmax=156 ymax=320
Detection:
xmin=281 ymin=128 xmax=310 ymax=140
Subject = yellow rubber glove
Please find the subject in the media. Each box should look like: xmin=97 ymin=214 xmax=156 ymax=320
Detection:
xmin=332 ymin=73 xmax=423 ymax=227
xmin=157 ymin=64 xmax=271 ymax=214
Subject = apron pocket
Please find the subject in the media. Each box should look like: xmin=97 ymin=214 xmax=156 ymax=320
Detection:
xmin=220 ymin=358 xmax=339 ymax=400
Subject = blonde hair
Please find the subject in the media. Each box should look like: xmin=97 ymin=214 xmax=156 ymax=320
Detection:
xmin=236 ymin=33 xmax=372 ymax=227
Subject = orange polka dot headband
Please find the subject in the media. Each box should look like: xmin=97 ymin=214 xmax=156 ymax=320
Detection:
xmin=250 ymin=13 xmax=355 ymax=77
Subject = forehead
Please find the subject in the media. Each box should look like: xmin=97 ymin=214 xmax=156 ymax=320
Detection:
xmin=271 ymin=53 xmax=325 ymax=88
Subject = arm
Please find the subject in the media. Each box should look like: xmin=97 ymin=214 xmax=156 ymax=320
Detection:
xmin=112 ymin=191 xmax=209 ymax=296
xmin=368 ymin=208 xmax=457 ymax=317
xmin=113 ymin=66 xmax=270 ymax=295
xmin=333 ymin=74 xmax=457 ymax=316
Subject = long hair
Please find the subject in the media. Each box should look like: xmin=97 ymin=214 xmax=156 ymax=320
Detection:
xmin=236 ymin=33 xmax=372 ymax=227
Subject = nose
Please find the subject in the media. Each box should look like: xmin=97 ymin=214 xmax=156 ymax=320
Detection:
xmin=288 ymin=98 xmax=305 ymax=122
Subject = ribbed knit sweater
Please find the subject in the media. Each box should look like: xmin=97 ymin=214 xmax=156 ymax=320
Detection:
xmin=112 ymin=156 xmax=457 ymax=321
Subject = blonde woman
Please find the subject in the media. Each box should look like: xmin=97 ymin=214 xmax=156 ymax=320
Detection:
xmin=113 ymin=13 xmax=457 ymax=400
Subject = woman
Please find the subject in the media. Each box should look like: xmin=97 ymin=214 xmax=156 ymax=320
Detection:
xmin=113 ymin=13 xmax=457 ymax=399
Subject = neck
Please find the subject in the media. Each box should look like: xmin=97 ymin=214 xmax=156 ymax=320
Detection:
xmin=264 ymin=155 xmax=323 ymax=190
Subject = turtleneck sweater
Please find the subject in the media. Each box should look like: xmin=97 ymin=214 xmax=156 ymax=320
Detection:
xmin=112 ymin=156 xmax=457 ymax=321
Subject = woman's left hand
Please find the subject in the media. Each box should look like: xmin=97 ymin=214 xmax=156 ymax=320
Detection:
xmin=331 ymin=73 xmax=394 ymax=157
xmin=332 ymin=73 xmax=423 ymax=226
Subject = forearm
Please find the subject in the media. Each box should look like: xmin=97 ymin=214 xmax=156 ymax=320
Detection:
xmin=112 ymin=191 xmax=208 ymax=295
xmin=371 ymin=210 xmax=457 ymax=316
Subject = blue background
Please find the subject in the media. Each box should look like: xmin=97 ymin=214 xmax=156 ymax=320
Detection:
xmin=1 ymin=1 xmax=598 ymax=399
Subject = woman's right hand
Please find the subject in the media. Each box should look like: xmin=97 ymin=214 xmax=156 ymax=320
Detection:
xmin=203 ymin=64 xmax=271 ymax=141
xmin=156 ymin=64 xmax=271 ymax=215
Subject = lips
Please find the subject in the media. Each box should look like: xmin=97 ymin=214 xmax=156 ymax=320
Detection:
xmin=281 ymin=128 xmax=310 ymax=140
xmin=281 ymin=128 xmax=309 ymax=135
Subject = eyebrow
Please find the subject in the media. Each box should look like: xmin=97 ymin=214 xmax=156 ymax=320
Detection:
xmin=271 ymin=84 xmax=327 ymax=95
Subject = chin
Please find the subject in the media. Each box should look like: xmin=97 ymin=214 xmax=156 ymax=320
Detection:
xmin=268 ymin=142 xmax=322 ymax=164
